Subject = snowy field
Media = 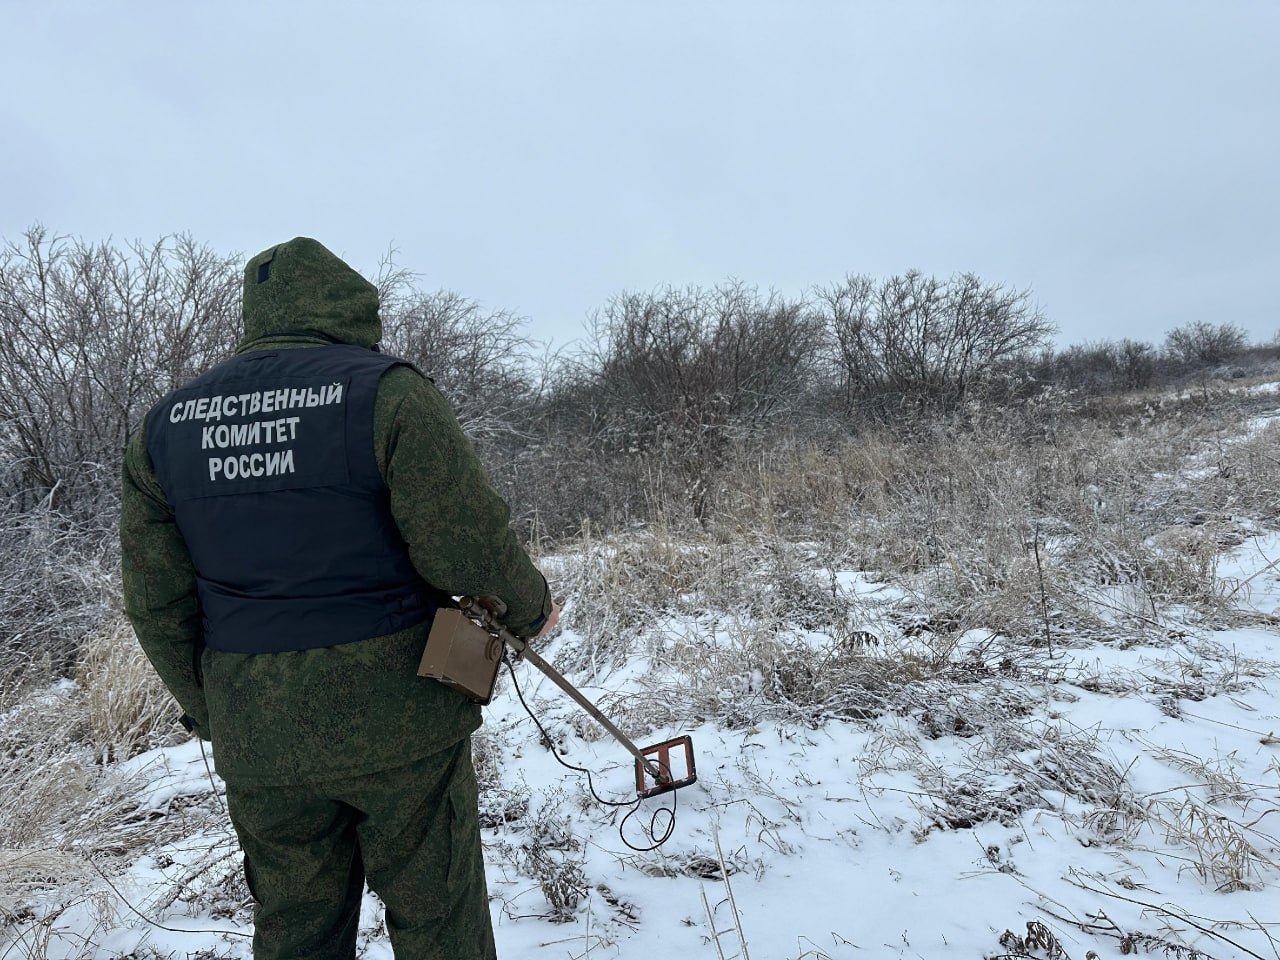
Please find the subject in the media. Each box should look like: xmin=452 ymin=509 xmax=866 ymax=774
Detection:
xmin=3 ymin=401 xmax=1279 ymax=960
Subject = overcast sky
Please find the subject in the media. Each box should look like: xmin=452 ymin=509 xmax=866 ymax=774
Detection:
xmin=2 ymin=2 xmax=1276 ymax=350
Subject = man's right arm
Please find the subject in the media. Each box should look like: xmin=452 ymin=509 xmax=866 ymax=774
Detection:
xmin=374 ymin=367 xmax=552 ymax=638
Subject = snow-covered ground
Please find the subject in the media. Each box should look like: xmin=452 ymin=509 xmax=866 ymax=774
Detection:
xmin=8 ymin=553 xmax=1277 ymax=960
xmin=4 ymin=404 xmax=1279 ymax=960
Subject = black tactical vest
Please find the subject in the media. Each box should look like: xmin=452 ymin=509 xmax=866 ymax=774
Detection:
xmin=146 ymin=344 xmax=441 ymax=654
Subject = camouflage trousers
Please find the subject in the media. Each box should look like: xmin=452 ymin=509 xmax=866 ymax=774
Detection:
xmin=224 ymin=737 xmax=497 ymax=960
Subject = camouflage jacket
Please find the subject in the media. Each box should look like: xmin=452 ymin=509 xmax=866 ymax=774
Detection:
xmin=120 ymin=238 xmax=550 ymax=785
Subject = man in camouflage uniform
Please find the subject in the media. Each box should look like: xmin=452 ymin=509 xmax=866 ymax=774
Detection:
xmin=121 ymin=237 xmax=558 ymax=960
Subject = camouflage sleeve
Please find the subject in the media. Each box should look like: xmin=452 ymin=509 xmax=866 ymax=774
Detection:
xmin=374 ymin=366 xmax=551 ymax=637
xmin=120 ymin=427 xmax=210 ymax=738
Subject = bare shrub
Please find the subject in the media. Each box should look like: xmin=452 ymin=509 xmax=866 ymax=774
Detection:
xmin=1045 ymin=338 xmax=1159 ymax=395
xmin=816 ymin=270 xmax=1053 ymax=416
xmin=502 ymin=431 xmax=646 ymax=537
xmin=1115 ymin=337 xmax=1160 ymax=390
xmin=586 ymin=281 xmax=819 ymax=427
xmin=576 ymin=282 xmax=822 ymax=521
xmin=523 ymin=843 xmax=587 ymax=922
xmin=0 ymin=227 xmax=240 ymax=515
xmin=499 ymin=789 xmax=586 ymax=922
xmin=1165 ymin=320 xmax=1248 ymax=368
xmin=377 ymin=269 xmax=540 ymax=453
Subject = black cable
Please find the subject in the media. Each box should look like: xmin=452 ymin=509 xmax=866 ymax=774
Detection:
xmin=503 ymin=654 xmax=676 ymax=852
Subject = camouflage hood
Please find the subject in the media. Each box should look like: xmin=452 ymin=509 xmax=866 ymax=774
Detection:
xmin=239 ymin=237 xmax=381 ymax=351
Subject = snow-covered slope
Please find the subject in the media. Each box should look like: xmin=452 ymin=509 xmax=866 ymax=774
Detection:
xmin=4 ymin=404 xmax=1279 ymax=960
xmin=9 ymin=551 xmax=1276 ymax=960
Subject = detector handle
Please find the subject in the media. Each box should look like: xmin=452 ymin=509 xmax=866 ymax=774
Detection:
xmin=460 ymin=596 xmax=680 ymax=788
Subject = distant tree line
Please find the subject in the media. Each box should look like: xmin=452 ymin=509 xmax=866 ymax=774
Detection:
xmin=0 ymin=226 xmax=1272 ymax=529
xmin=1035 ymin=320 xmax=1262 ymax=396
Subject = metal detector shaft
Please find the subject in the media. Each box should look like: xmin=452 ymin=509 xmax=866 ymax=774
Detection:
xmin=461 ymin=598 xmax=667 ymax=783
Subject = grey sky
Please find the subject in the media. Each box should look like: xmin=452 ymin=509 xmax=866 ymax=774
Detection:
xmin=2 ymin=2 xmax=1276 ymax=350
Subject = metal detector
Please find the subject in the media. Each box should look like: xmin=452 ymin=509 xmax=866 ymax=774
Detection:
xmin=418 ymin=596 xmax=697 ymax=799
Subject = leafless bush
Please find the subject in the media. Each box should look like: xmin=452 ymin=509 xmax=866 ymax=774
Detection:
xmin=815 ymin=270 xmax=1053 ymax=416
xmin=1044 ymin=338 xmax=1159 ymax=395
xmin=586 ymin=282 xmax=820 ymax=431
xmin=1165 ymin=320 xmax=1248 ymax=368
xmin=572 ymin=282 xmax=822 ymax=522
xmin=489 ymin=788 xmax=587 ymax=922
xmin=521 ymin=839 xmax=588 ymax=922
xmin=378 ymin=266 xmax=541 ymax=454
xmin=0 ymin=227 xmax=240 ymax=515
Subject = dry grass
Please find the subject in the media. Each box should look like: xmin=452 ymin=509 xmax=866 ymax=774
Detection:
xmin=0 ymin=504 xmax=117 ymax=695
xmin=0 ymin=621 xmax=203 ymax=950
xmin=0 ymin=684 xmax=96 ymax=852
xmin=1139 ymin=745 xmax=1280 ymax=893
xmin=538 ymin=393 xmax=1280 ymax=761
xmin=3 ymin=382 xmax=1279 ymax=952
xmin=0 ymin=848 xmax=96 ymax=925
xmin=529 ymin=388 xmax=1280 ymax=933
xmin=76 ymin=616 xmax=182 ymax=764
xmin=559 ymin=390 xmax=1279 ymax=673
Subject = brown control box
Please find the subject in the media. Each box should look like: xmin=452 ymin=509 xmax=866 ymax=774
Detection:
xmin=417 ymin=608 xmax=505 ymax=704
